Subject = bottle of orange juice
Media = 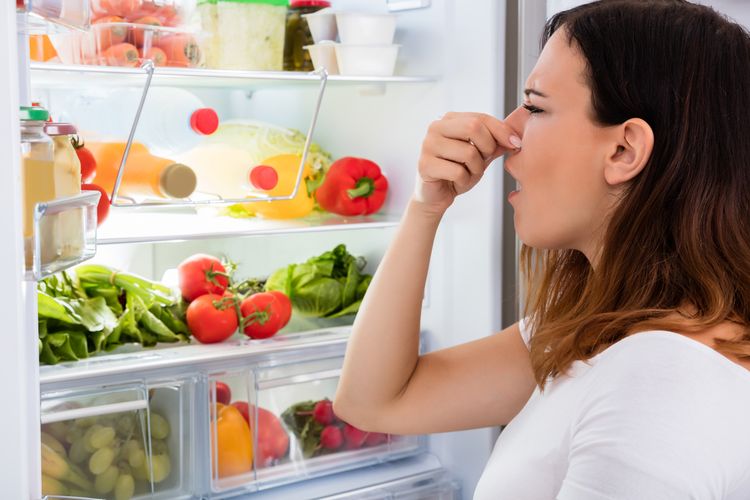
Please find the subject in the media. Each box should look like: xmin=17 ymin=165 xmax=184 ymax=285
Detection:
xmin=87 ymin=142 xmax=197 ymax=199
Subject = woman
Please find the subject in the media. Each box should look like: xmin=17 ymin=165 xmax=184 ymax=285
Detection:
xmin=334 ymin=1 xmax=750 ymax=498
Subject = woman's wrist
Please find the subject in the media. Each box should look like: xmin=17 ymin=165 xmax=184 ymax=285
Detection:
xmin=406 ymin=197 xmax=448 ymax=223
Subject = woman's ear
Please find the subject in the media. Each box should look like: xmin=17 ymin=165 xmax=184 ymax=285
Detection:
xmin=604 ymin=118 xmax=654 ymax=186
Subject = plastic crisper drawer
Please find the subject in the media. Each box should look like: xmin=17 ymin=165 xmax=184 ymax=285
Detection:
xmin=40 ymin=378 xmax=193 ymax=500
xmin=325 ymin=469 xmax=461 ymax=500
xmin=206 ymin=356 xmax=424 ymax=497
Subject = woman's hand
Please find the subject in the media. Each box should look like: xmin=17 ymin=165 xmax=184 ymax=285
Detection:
xmin=414 ymin=112 xmax=521 ymax=215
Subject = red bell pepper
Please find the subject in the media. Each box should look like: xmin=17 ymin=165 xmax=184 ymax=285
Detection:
xmin=315 ymin=157 xmax=388 ymax=216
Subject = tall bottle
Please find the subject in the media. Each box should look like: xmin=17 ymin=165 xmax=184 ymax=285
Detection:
xmin=87 ymin=142 xmax=198 ymax=199
xmin=60 ymin=88 xmax=219 ymax=155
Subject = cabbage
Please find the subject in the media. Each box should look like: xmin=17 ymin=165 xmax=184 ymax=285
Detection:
xmin=206 ymin=120 xmax=333 ymax=176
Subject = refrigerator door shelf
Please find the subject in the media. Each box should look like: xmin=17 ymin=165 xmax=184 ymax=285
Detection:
xmin=29 ymin=62 xmax=438 ymax=91
xmin=40 ymin=379 xmax=195 ymax=500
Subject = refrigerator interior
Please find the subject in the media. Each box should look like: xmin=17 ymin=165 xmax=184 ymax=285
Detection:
xmin=15 ymin=0 xmax=510 ymax=498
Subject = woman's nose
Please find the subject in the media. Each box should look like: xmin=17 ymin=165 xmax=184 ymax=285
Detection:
xmin=504 ymin=106 xmax=527 ymax=138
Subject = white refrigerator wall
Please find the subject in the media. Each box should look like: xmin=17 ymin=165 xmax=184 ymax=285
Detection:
xmin=29 ymin=0 xmax=508 ymax=497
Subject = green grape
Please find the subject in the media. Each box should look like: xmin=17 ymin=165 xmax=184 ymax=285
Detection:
xmin=127 ymin=447 xmax=145 ymax=469
xmin=89 ymin=446 xmax=115 ymax=475
xmin=74 ymin=416 xmax=97 ymax=428
xmin=89 ymin=426 xmax=116 ymax=449
xmin=116 ymin=414 xmax=136 ymax=437
xmin=68 ymin=438 xmax=91 ymax=464
xmin=131 ymin=460 xmax=148 ymax=482
xmin=94 ymin=465 xmax=119 ymax=494
xmin=114 ymin=473 xmax=135 ymax=500
xmin=149 ymin=414 xmax=170 ymax=440
xmin=43 ymin=422 xmax=68 ymax=443
xmin=148 ymin=454 xmax=171 ymax=483
xmin=64 ymin=426 xmax=84 ymax=445
xmin=151 ymin=439 xmax=168 ymax=455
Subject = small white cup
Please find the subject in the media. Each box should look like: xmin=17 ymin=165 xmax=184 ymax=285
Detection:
xmin=305 ymin=41 xmax=340 ymax=75
xmin=335 ymin=44 xmax=400 ymax=77
xmin=335 ymin=12 xmax=396 ymax=45
xmin=303 ymin=8 xmax=338 ymax=43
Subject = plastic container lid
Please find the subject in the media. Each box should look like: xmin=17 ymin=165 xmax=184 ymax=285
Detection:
xmin=190 ymin=108 xmax=220 ymax=136
xmin=249 ymin=165 xmax=279 ymax=190
xmin=161 ymin=163 xmax=198 ymax=198
xmin=44 ymin=122 xmax=78 ymax=136
xmin=20 ymin=106 xmax=49 ymax=121
xmin=290 ymin=0 xmax=331 ymax=7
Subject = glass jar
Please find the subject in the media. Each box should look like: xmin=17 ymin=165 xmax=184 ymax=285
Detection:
xmin=283 ymin=0 xmax=331 ymax=71
xmin=20 ymin=106 xmax=55 ymax=267
xmin=44 ymin=122 xmax=84 ymax=262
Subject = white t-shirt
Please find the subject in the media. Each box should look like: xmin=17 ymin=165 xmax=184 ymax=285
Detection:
xmin=473 ymin=320 xmax=750 ymax=500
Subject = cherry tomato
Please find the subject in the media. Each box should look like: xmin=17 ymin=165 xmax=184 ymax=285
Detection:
xmin=186 ymin=293 xmax=237 ymax=344
xmin=81 ymin=183 xmax=110 ymax=226
xmin=240 ymin=292 xmax=284 ymax=339
xmin=177 ymin=254 xmax=229 ymax=302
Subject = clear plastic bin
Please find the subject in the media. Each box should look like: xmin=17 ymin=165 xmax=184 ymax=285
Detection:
xmin=325 ymin=469 xmax=461 ymax=499
xmin=47 ymin=22 xmax=203 ymax=67
xmin=40 ymin=380 xmax=193 ymax=500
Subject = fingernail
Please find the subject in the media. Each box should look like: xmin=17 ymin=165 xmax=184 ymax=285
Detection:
xmin=509 ymin=135 xmax=522 ymax=149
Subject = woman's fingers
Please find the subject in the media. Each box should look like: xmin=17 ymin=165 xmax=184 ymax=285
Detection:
xmin=442 ymin=112 xmax=522 ymax=158
xmin=423 ymin=135 xmax=485 ymax=177
xmin=419 ymin=156 xmax=474 ymax=192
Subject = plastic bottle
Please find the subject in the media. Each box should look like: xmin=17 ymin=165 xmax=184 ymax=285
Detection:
xmin=176 ymin=144 xmax=278 ymax=199
xmin=61 ymin=87 xmax=219 ymax=155
xmin=87 ymin=142 xmax=198 ymax=199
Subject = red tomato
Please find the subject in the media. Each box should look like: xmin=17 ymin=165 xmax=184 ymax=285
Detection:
xmin=81 ymin=183 xmax=110 ymax=226
xmin=215 ymin=381 xmax=231 ymax=405
xmin=177 ymin=254 xmax=229 ymax=302
xmin=232 ymin=402 xmax=289 ymax=467
xmin=267 ymin=290 xmax=292 ymax=328
xmin=186 ymin=293 xmax=238 ymax=344
xmin=72 ymin=136 xmax=97 ymax=183
xmin=240 ymin=293 xmax=284 ymax=339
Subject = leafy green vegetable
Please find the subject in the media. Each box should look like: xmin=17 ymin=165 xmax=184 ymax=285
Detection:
xmin=265 ymin=244 xmax=372 ymax=318
xmin=37 ymin=267 xmax=189 ymax=365
xmin=281 ymin=400 xmax=326 ymax=459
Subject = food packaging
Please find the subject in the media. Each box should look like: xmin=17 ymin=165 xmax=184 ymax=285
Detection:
xmin=304 ymin=41 xmax=339 ymax=74
xmin=302 ymin=8 xmax=337 ymax=43
xmin=47 ymin=22 xmax=203 ymax=68
xmin=334 ymin=44 xmax=400 ymax=76
xmin=335 ymin=12 xmax=396 ymax=45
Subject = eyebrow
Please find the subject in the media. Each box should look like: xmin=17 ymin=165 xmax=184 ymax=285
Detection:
xmin=524 ymin=88 xmax=548 ymax=98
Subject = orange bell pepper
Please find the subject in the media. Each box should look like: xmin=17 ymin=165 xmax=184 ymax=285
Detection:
xmin=242 ymin=154 xmax=315 ymax=220
xmin=211 ymin=403 xmax=254 ymax=478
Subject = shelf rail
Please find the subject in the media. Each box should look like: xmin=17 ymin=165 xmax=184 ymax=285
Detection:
xmin=110 ymin=61 xmax=330 ymax=208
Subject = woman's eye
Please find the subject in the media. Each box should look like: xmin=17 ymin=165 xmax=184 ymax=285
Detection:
xmin=522 ymin=103 xmax=544 ymax=114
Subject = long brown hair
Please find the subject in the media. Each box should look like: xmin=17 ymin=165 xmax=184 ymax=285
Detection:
xmin=523 ymin=0 xmax=750 ymax=388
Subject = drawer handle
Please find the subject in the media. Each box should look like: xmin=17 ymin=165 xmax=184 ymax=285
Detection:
xmin=41 ymin=399 xmax=149 ymax=424
xmin=257 ymin=368 xmax=342 ymax=391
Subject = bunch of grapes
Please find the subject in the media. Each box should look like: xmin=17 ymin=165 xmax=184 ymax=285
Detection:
xmin=42 ymin=411 xmax=172 ymax=499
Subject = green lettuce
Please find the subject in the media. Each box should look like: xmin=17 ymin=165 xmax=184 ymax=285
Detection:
xmin=265 ymin=244 xmax=372 ymax=318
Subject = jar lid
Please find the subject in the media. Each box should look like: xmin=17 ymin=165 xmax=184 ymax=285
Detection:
xmin=161 ymin=163 xmax=198 ymax=198
xmin=19 ymin=106 xmax=49 ymax=121
xmin=290 ymin=0 xmax=331 ymax=7
xmin=44 ymin=122 xmax=78 ymax=136
xmin=190 ymin=108 xmax=219 ymax=135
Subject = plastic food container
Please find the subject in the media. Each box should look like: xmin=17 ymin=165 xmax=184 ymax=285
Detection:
xmin=199 ymin=0 xmax=287 ymax=71
xmin=335 ymin=44 xmax=400 ymax=76
xmin=47 ymin=23 xmax=203 ymax=68
xmin=304 ymin=41 xmax=339 ymax=74
xmin=302 ymin=8 xmax=337 ymax=44
xmin=90 ymin=0 xmax=192 ymax=28
xmin=335 ymin=13 xmax=396 ymax=45
xmin=283 ymin=1 xmax=331 ymax=71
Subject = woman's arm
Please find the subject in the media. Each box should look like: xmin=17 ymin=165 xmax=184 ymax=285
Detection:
xmin=334 ymin=113 xmax=535 ymax=434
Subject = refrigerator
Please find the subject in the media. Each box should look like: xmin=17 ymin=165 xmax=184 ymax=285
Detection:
xmin=3 ymin=0 xmax=748 ymax=498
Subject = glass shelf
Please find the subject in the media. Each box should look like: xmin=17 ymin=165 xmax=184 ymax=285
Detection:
xmin=95 ymin=209 xmax=400 ymax=245
xmin=30 ymin=63 xmax=438 ymax=90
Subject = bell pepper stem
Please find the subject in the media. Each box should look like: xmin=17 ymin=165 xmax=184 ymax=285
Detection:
xmin=347 ymin=177 xmax=375 ymax=199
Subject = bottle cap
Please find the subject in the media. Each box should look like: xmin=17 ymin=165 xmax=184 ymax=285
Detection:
xmin=190 ymin=108 xmax=219 ymax=135
xmin=290 ymin=0 xmax=331 ymax=7
xmin=160 ymin=163 xmax=198 ymax=198
xmin=43 ymin=122 xmax=78 ymax=136
xmin=20 ymin=106 xmax=49 ymax=122
xmin=249 ymin=165 xmax=279 ymax=191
